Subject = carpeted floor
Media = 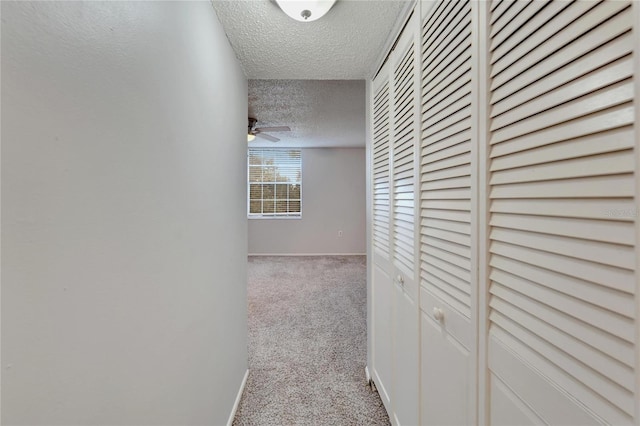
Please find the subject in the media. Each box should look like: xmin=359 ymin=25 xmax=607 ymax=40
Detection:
xmin=232 ymin=256 xmax=390 ymax=426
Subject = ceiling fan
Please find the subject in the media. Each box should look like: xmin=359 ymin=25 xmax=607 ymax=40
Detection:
xmin=248 ymin=117 xmax=291 ymax=142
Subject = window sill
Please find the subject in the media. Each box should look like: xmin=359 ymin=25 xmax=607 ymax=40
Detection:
xmin=248 ymin=215 xmax=302 ymax=220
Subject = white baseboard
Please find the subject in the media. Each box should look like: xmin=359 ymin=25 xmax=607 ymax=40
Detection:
xmin=226 ymin=369 xmax=249 ymax=426
xmin=248 ymin=253 xmax=366 ymax=256
xmin=365 ymin=365 xmax=371 ymax=384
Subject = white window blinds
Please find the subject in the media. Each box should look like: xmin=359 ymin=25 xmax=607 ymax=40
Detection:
xmin=248 ymin=149 xmax=302 ymax=218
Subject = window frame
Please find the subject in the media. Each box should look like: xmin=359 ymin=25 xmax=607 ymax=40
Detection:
xmin=247 ymin=148 xmax=303 ymax=220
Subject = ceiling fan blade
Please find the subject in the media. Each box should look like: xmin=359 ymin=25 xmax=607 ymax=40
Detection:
xmin=255 ymin=126 xmax=291 ymax=132
xmin=256 ymin=133 xmax=280 ymax=142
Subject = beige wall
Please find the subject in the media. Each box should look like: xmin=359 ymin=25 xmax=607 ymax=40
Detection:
xmin=249 ymin=148 xmax=366 ymax=255
xmin=1 ymin=2 xmax=248 ymax=424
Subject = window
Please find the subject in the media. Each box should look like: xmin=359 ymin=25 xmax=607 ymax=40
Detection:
xmin=248 ymin=149 xmax=302 ymax=218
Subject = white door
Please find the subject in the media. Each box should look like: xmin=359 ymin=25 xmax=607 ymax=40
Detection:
xmin=370 ymin=60 xmax=394 ymax=413
xmin=418 ymin=0 xmax=478 ymax=424
xmin=484 ymin=0 xmax=638 ymax=424
xmin=370 ymin=9 xmax=421 ymax=425
xmin=389 ymin=9 xmax=420 ymax=426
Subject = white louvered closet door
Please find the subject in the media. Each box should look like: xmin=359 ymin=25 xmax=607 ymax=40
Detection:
xmin=390 ymin=10 xmax=421 ymax=426
xmin=419 ymin=0 xmax=477 ymax=424
xmin=370 ymin=60 xmax=394 ymax=412
xmin=485 ymin=0 xmax=638 ymax=424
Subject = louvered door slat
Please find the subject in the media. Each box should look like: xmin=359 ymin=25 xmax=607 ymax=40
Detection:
xmin=423 ymin=175 xmax=471 ymax=192
xmin=491 ymin=126 xmax=634 ymax=171
xmin=395 ymin=147 xmax=414 ymax=163
xmin=492 ymin=59 xmax=632 ymax=131
xmin=487 ymin=1 xmax=636 ymax=421
xmin=423 ymin=216 xmax=470 ymax=236
xmin=491 ymin=150 xmax=634 ymax=185
xmin=420 ymin=0 xmax=473 ymax=321
xmin=490 ymin=326 xmax=630 ymax=425
xmin=423 ymin=140 xmax=472 ymax=166
xmin=491 ymin=81 xmax=633 ymax=144
xmin=489 ymin=309 xmax=634 ymax=416
xmin=423 ymin=4 xmax=470 ymax=77
xmin=422 ymin=117 xmax=471 ymax=147
xmin=491 ymin=240 xmax=634 ymax=294
xmin=490 ymin=212 xmax=634 ymax=246
xmin=373 ymin=119 xmax=390 ymax=136
xmin=423 ymin=70 xmax=471 ymax=117
xmin=422 ymin=44 xmax=471 ymax=104
xmin=422 ymin=187 xmax=471 ymax=202
xmin=422 ymin=226 xmax=470 ymax=248
xmin=422 ymin=198 xmax=470 ymax=210
xmin=489 ymin=0 xmax=505 ymax=12
xmin=422 ymin=150 xmax=470 ymax=174
xmin=425 ymin=83 xmax=471 ymax=122
xmin=491 ymin=1 xmax=567 ymax=65
xmin=489 ymin=282 xmax=635 ymax=370
xmin=373 ymin=80 xmax=391 ymax=257
xmin=492 ymin=33 xmax=634 ymax=116
xmin=490 ymin=174 xmax=634 ymax=199
xmin=423 ymin=270 xmax=470 ymax=303
xmin=492 ymin=264 xmax=635 ymax=341
xmin=424 ymin=233 xmax=471 ymax=258
xmin=425 ymin=244 xmax=471 ymax=271
xmin=422 ymin=0 xmax=468 ymax=67
xmin=423 ymin=208 xmax=470 ymax=224
xmin=491 ymin=254 xmax=635 ymax=319
xmin=425 ymin=92 xmax=471 ymax=130
xmin=422 ymin=107 xmax=472 ymax=140
xmin=422 ymin=254 xmax=470 ymax=292
xmin=490 ymin=0 xmax=539 ymax=42
xmin=491 ymin=1 xmax=624 ymax=83
xmin=423 ymin=33 xmax=471 ymax=95
xmin=491 ymin=104 xmax=633 ymax=158
xmin=491 ymin=197 xmax=637 ymax=222
xmin=491 ymin=228 xmax=634 ymax=270
xmin=392 ymin=36 xmax=417 ymax=276
xmin=489 ymin=0 xmax=514 ymax=25
xmin=423 ymin=276 xmax=469 ymax=316
xmin=422 ymin=128 xmax=471 ymax=156
xmin=421 ymin=0 xmax=449 ymax=48
xmin=491 ymin=296 xmax=633 ymax=392
xmin=490 ymin=0 xmax=530 ymax=38
xmin=492 ymin=3 xmax=632 ymax=101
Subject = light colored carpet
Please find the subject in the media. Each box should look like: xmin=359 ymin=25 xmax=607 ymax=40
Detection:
xmin=232 ymin=256 xmax=390 ymax=426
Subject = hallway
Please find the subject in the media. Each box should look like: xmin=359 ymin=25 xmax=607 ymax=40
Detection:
xmin=233 ymin=256 xmax=389 ymax=425
xmin=3 ymin=1 xmax=640 ymax=424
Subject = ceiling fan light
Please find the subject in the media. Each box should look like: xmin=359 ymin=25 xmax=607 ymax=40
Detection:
xmin=275 ymin=0 xmax=337 ymax=22
xmin=247 ymin=133 xmax=256 ymax=142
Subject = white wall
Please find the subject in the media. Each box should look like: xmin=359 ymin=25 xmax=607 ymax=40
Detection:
xmin=249 ymin=148 xmax=366 ymax=255
xmin=1 ymin=2 xmax=248 ymax=424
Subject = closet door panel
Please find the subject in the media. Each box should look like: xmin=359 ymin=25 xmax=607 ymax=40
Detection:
xmin=373 ymin=76 xmax=392 ymax=260
xmin=420 ymin=310 xmax=469 ymax=426
xmin=390 ymin=10 xmax=420 ymax=425
xmin=419 ymin=0 xmax=477 ymax=424
xmin=371 ymin=62 xmax=394 ymax=412
xmin=393 ymin=287 xmax=419 ymax=426
xmin=372 ymin=263 xmax=393 ymax=407
xmin=486 ymin=0 xmax=637 ymax=424
xmin=392 ymin=30 xmax=418 ymax=290
xmin=420 ymin=0 xmax=474 ymax=317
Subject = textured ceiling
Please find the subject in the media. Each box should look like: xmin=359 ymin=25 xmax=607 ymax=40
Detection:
xmin=210 ymin=0 xmax=410 ymax=79
xmin=248 ymin=80 xmax=365 ymax=148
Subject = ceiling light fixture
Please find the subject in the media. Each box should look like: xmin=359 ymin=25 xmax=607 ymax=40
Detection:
xmin=247 ymin=133 xmax=256 ymax=142
xmin=275 ymin=0 xmax=337 ymax=22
